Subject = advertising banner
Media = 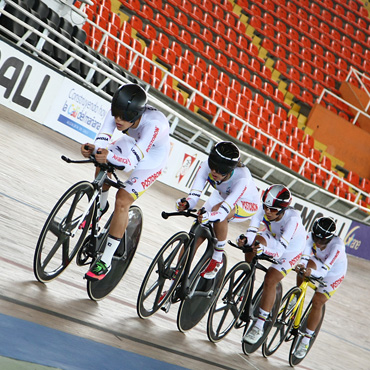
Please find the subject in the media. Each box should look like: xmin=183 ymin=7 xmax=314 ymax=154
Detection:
xmin=44 ymin=79 xmax=110 ymax=143
xmin=0 ymin=40 xmax=62 ymax=123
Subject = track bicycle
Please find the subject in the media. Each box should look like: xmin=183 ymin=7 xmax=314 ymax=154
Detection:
xmin=33 ymin=153 xmax=143 ymax=301
xmin=207 ymin=240 xmax=283 ymax=356
xmin=136 ymin=208 xmax=227 ymax=333
xmin=262 ymin=268 xmax=326 ymax=366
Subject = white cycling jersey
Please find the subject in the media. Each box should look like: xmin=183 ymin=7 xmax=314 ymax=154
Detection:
xmin=300 ymin=234 xmax=348 ymax=279
xmin=185 ymin=161 xmax=260 ymax=223
xmin=246 ymin=207 xmax=307 ymax=259
xmin=93 ymin=106 xmax=170 ymax=200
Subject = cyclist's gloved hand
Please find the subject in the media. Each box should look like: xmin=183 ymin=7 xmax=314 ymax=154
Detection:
xmin=197 ymin=209 xmax=210 ymax=225
xmin=175 ymin=198 xmax=189 ymax=211
xmin=237 ymin=234 xmax=248 ymax=247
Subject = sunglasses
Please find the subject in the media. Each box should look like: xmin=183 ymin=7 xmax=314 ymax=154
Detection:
xmin=313 ymin=235 xmax=331 ymax=245
xmin=209 ymin=166 xmax=229 ymax=176
xmin=263 ymin=204 xmax=280 ymax=213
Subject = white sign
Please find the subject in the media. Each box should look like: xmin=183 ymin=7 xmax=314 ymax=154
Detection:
xmin=0 ymin=40 xmax=62 ymax=122
xmin=44 ymin=79 xmax=110 ymax=143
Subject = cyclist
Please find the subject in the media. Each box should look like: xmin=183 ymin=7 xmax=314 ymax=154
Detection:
xmin=176 ymin=141 xmax=260 ymax=279
xmin=238 ymin=184 xmax=306 ymax=344
xmin=81 ymin=83 xmax=170 ymax=280
xmin=294 ymin=216 xmax=347 ymax=358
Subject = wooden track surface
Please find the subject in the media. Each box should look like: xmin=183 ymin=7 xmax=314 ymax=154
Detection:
xmin=1 ymin=104 xmax=369 ymax=370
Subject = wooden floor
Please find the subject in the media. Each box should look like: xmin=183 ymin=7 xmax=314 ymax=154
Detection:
xmin=1 ymin=104 xmax=370 ymax=370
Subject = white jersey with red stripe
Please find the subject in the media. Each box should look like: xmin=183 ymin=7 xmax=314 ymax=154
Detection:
xmin=300 ymin=234 xmax=348 ymax=279
xmin=94 ymin=105 xmax=170 ymax=171
xmin=186 ymin=161 xmax=260 ymax=222
xmin=246 ymin=207 xmax=307 ymax=259
xmin=93 ymin=106 xmax=170 ymax=200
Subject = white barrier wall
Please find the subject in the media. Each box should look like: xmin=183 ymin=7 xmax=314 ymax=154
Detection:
xmin=0 ymin=39 xmax=368 ymax=260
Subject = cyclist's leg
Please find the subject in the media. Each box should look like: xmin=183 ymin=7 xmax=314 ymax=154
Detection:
xmin=296 ymin=264 xmax=345 ymax=358
xmin=230 ymin=201 xmax=258 ymax=263
xmin=87 ymin=148 xmax=167 ymax=280
xmin=244 ymin=238 xmax=301 ymax=343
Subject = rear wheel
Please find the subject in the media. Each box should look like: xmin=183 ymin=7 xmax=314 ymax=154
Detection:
xmin=137 ymin=231 xmax=190 ymax=318
xmin=262 ymin=287 xmax=301 ymax=357
xmin=87 ymin=206 xmax=143 ymax=301
xmin=207 ymin=261 xmax=252 ymax=343
xmin=33 ymin=181 xmax=95 ymax=282
xmin=177 ymin=253 xmax=227 ymax=333
xmin=289 ymin=302 xmax=325 ymax=366
xmin=242 ymin=281 xmax=283 ymax=355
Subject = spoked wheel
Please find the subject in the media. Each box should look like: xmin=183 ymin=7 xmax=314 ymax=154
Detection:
xmin=33 ymin=181 xmax=95 ymax=283
xmin=262 ymin=287 xmax=301 ymax=357
xmin=289 ymin=302 xmax=325 ymax=366
xmin=207 ymin=261 xmax=252 ymax=343
xmin=87 ymin=206 xmax=143 ymax=301
xmin=137 ymin=231 xmax=190 ymax=318
xmin=177 ymin=254 xmax=227 ymax=333
xmin=242 ymin=281 xmax=283 ymax=355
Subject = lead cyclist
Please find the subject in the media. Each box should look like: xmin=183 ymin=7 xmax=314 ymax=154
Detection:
xmin=81 ymin=83 xmax=170 ymax=281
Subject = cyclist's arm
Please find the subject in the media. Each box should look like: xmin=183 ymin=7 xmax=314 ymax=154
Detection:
xmin=208 ymin=178 xmax=249 ymax=222
xmin=310 ymin=240 xmax=345 ymax=278
xmin=244 ymin=207 xmax=264 ymax=244
xmin=94 ymin=112 xmax=115 ymax=150
xmin=262 ymin=216 xmax=301 ymax=259
xmin=184 ymin=162 xmax=208 ymax=209
xmin=106 ymin=121 xmax=164 ymax=171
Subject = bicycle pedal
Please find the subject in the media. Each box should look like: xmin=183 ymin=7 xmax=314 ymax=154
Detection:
xmin=161 ymin=300 xmax=171 ymax=313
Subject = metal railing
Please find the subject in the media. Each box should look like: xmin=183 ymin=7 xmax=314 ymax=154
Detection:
xmin=1 ymin=0 xmax=369 ymax=223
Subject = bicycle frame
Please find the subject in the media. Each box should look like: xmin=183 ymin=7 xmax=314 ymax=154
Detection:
xmin=162 ymin=211 xmax=218 ymax=302
xmin=289 ymin=278 xmax=323 ymax=337
xmin=62 ymin=155 xmax=124 ymax=257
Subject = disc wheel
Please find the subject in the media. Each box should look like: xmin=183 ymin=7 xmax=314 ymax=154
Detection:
xmin=177 ymin=254 xmax=227 ymax=333
xmin=87 ymin=206 xmax=143 ymax=301
xmin=242 ymin=281 xmax=283 ymax=355
xmin=289 ymin=302 xmax=325 ymax=366
xmin=33 ymin=181 xmax=94 ymax=282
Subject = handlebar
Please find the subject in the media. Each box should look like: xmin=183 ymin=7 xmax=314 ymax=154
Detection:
xmin=227 ymin=240 xmax=278 ymax=264
xmin=61 ymin=155 xmax=125 ymax=172
xmin=296 ymin=269 xmax=327 ymax=287
xmin=161 ymin=209 xmax=198 ymax=219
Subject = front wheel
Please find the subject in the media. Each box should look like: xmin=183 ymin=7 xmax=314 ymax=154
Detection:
xmin=137 ymin=231 xmax=190 ymax=319
xmin=242 ymin=281 xmax=283 ymax=355
xmin=33 ymin=181 xmax=95 ymax=283
xmin=289 ymin=302 xmax=325 ymax=366
xmin=207 ymin=261 xmax=252 ymax=343
xmin=262 ymin=286 xmax=302 ymax=357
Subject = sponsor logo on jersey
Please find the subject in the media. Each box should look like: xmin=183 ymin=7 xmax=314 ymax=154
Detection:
xmin=289 ymin=252 xmax=302 ymax=267
xmin=241 ymin=200 xmax=258 ymax=212
xmin=141 ymin=170 xmax=162 ymax=189
xmin=146 ymin=126 xmax=159 ymax=152
xmin=96 ymin=136 xmax=109 ymax=142
xmin=329 ymin=250 xmax=340 ymax=265
xmin=112 ymin=154 xmax=131 ymax=166
xmin=330 ymin=275 xmax=344 ymax=290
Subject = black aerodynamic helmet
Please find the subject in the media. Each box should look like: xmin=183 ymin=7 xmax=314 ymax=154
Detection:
xmin=111 ymin=83 xmax=147 ymax=122
xmin=312 ymin=217 xmax=336 ymax=243
xmin=208 ymin=141 xmax=240 ymax=175
xmin=262 ymin=184 xmax=292 ymax=214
